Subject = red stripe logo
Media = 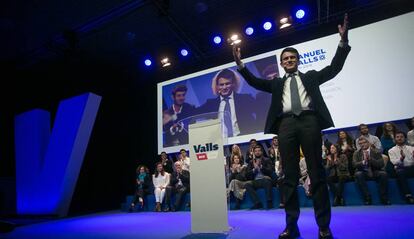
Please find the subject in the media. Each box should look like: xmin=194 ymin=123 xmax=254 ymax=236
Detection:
xmin=196 ymin=153 xmax=208 ymax=161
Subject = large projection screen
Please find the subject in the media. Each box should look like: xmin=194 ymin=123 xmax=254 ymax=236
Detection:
xmin=158 ymin=12 xmax=414 ymax=153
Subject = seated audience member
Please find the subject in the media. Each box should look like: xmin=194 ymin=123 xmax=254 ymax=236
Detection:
xmin=129 ymin=165 xmax=152 ymax=212
xmin=380 ymin=122 xmax=397 ymax=155
xmin=324 ymin=144 xmax=350 ymax=206
xmin=245 ymin=145 xmax=273 ymax=209
xmin=153 ymin=162 xmax=170 ymax=212
xmin=268 ymin=136 xmax=285 ymax=208
xmin=407 ymin=117 xmax=414 ymax=146
xmin=165 ymin=162 xmax=190 ymax=211
xmin=353 ymin=137 xmax=390 ymax=205
xmin=227 ymin=144 xmax=244 ymax=166
xmin=299 ymin=148 xmax=311 ymax=197
xmin=227 ymin=154 xmax=248 ymax=210
xmin=355 ymin=123 xmax=390 ymax=172
xmin=245 ymin=139 xmax=258 ymax=165
xmin=178 ymin=149 xmax=190 ymax=171
xmin=388 ymin=131 xmax=414 ymax=204
xmin=337 ymin=130 xmax=356 ymax=176
xmin=160 ymin=151 xmax=173 ymax=174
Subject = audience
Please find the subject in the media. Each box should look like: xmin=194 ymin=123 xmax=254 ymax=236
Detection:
xmin=268 ymin=136 xmax=285 ymax=208
xmin=245 ymin=145 xmax=273 ymax=209
xmin=388 ymin=131 xmax=414 ymax=204
xmin=153 ymin=162 xmax=170 ymax=212
xmin=324 ymin=144 xmax=350 ymax=206
xmin=245 ymin=139 xmax=258 ymax=165
xmin=380 ymin=122 xmax=398 ymax=155
xmin=129 ymin=165 xmax=152 ymax=212
xmin=165 ymin=162 xmax=190 ymax=211
xmin=178 ymin=149 xmax=190 ymax=171
xmin=353 ymin=137 xmax=390 ymax=205
xmin=299 ymin=148 xmax=311 ymax=197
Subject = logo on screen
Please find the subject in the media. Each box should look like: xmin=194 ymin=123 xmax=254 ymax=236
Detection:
xmin=193 ymin=143 xmax=219 ymax=160
xmin=299 ymin=49 xmax=327 ymax=66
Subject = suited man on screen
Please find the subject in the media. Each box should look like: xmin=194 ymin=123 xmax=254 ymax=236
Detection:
xmin=196 ymin=68 xmax=258 ymax=137
xmin=233 ymin=14 xmax=351 ymax=239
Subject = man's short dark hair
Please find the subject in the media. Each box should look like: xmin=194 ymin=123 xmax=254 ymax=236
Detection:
xmin=395 ymin=131 xmax=406 ymax=138
xmin=272 ymin=136 xmax=278 ymax=140
xmin=358 ymin=123 xmax=368 ymax=130
xmin=180 ymin=149 xmax=186 ymax=153
xmin=161 ymin=151 xmax=167 ymax=155
xmin=253 ymin=145 xmax=262 ymax=151
xmin=249 ymin=138 xmax=257 ymax=143
xmin=215 ymin=69 xmax=236 ymax=84
xmin=280 ymin=47 xmax=300 ymax=62
xmin=172 ymin=85 xmax=187 ymax=97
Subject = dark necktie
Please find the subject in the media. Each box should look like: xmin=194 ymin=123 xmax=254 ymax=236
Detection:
xmin=289 ymin=73 xmax=302 ymax=116
xmin=223 ymin=97 xmax=233 ymax=137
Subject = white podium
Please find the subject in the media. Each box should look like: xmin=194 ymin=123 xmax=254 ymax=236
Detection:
xmin=188 ymin=117 xmax=229 ymax=233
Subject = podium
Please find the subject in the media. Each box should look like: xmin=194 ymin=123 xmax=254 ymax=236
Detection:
xmin=188 ymin=113 xmax=229 ymax=233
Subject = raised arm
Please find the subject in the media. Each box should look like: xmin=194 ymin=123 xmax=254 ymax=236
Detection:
xmin=233 ymin=45 xmax=273 ymax=93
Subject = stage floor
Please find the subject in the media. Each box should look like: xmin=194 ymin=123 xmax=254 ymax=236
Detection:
xmin=3 ymin=205 xmax=414 ymax=239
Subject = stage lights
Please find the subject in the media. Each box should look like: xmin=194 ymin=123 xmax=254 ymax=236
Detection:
xmin=213 ymin=36 xmax=222 ymax=44
xmin=245 ymin=27 xmax=254 ymax=36
xmin=296 ymin=9 xmax=306 ymax=19
xmin=180 ymin=49 xmax=189 ymax=56
xmin=279 ymin=17 xmax=292 ymax=29
xmin=263 ymin=21 xmax=273 ymax=31
xmin=144 ymin=59 xmax=152 ymax=66
xmin=227 ymin=34 xmax=241 ymax=46
xmin=161 ymin=57 xmax=171 ymax=67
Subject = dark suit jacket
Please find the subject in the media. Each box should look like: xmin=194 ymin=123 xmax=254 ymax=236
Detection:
xmin=246 ymin=157 xmax=273 ymax=180
xmin=238 ymin=45 xmax=351 ymax=134
xmin=324 ymin=154 xmax=350 ymax=177
xmin=196 ymin=93 xmax=259 ymax=135
xmin=352 ymin=148 xmax=384 ymax=177
xmin=163 ymin=102 xmax=196 ymax=145
xmin=169 ymin=170 xmax=190 ymax=189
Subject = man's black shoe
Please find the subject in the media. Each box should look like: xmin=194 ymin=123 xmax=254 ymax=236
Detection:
xmin=278 ymin=227 xmax=300 ymax=239
xmin=319 ymin=227 xmax=333 ymax=239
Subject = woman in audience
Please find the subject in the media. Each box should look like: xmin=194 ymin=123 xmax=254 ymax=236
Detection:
xmin=153 ymin=162 xmax=170 ymax=212
xmin=324 ymin=144 xmax=350 ymax=206
xmin=227 ymin=154 xmax=248 ymax=210
xmin=336 ymin=130 xmax=355 ymax=176
xmin=129 ymin=165 xmax=152 ymax=212
xmin=381 ymin=122 xmax=398 ymax=155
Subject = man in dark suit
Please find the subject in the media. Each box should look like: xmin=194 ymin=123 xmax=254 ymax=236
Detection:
xmin=233 ymin=13 xmax=350 ymax=239
xmin=163 ymin=85 xmax=196 ymax=146
xmin=164 ymin=162 xmax=190 ymax=212
xmin=353 ymin=136 xmax=390 ymax=205
xmin=196 ymin=68 xmax=259 ymax=137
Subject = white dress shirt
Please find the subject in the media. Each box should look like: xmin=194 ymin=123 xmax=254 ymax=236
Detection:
xmin=219 ymin=92 xmax=241 ymax=136
xmin=388 ymin=145 xmax=414 ymax=167
xmin=282 ymin=71 xmax=312 ymax=113
xmin=356 ymin=134 xmax=383 ymax=151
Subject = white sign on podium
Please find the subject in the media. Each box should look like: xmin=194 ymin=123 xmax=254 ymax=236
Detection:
xmin=189 ymin=118 xmax=229 ymax=233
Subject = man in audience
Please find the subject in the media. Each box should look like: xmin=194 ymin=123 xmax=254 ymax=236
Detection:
xmin=353 ymin=136 xmax=390 ymax=205
xmin=245 ymin=145 xmax=274 ymax=209
xmin=355 ymin=124 xmax=382 ymax=151
xmin=245 ymin=139 xmax=258 ymax=165
xmin=178 ymin=149 xmax=190 ymax=171
xmin=388 ymin=131 xmax=414 ymax=204
xmin=164 ymin=162 xmax=190 ymax=211
xmin=160 ymin=151 xmax=173 ymax=174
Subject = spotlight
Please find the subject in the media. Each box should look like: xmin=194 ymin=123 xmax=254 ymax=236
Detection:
xmin=161 ymin=57 xmax=171 ymax=67
xmin=180 ymin=49 xmax=189 ymax=56
xmin=227 ymin=34 xmax=241 ymax=46
xmin=279 ymin=17 xmax=292 ymax=29
xmin=295 ymin=9 xmax=306 ymax=19
xmin=213 ymin=36 xmax=222 ymax=44
xmin=263 ymin=21 xmax=273 ymax=31
xmin=144 ymin=59 xmax=152 ymax=66
xmin=245 ymin=27 xmax=254 ymax=36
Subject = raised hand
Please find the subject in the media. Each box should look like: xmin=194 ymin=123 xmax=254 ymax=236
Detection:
xmin=338 ymin=13 xmax=349 ymax=42
xmin=232 ymin=45 xmax=243 ymax=66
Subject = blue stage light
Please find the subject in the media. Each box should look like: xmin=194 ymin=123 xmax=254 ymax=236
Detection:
xmin=144 ymin=59 xmax=152 ymax=66
xmin=263 ymin=22 xmax=272 ymax=31
xmin=296 ymin=9 xmax=306 ymax=19
xmin=213 ymin=36 xmax=222 ymax=44
xmin=245 ymin=27 xmax=254 ymax=36
xmin=181 ymin=49 xmax=189 ymax=56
